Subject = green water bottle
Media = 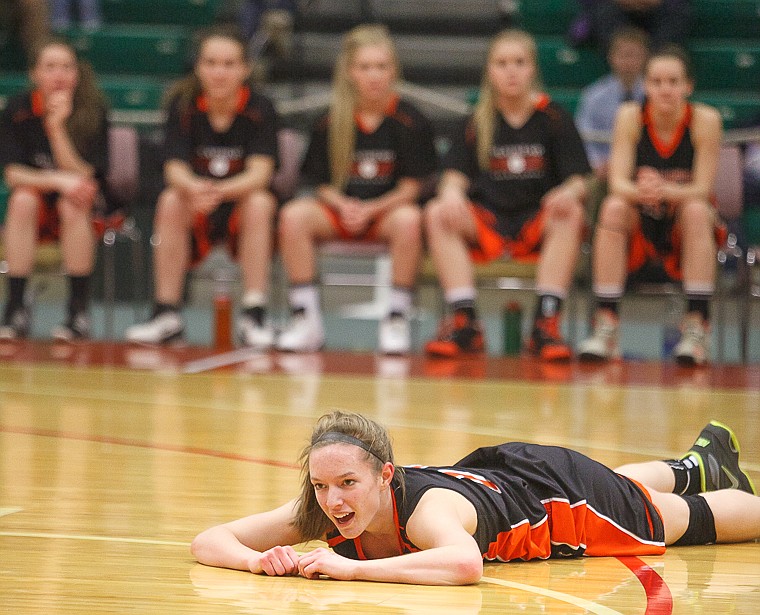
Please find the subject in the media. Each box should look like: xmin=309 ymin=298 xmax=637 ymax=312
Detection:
xmin=503 ymin=301 xmax=522 ymax=355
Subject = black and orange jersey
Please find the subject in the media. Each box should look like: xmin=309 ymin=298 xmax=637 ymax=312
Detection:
xmin=445 ymin=95 xmax=590 ymax=216
xmin=163 ymin=85 xmax=279 ymax=179
xmin=299 ymin=96 xmax=437 ymax=201
xmin=0 ymin=90 xmax=109 ymax=184
xmin=636 ymin=100 xmax=695 ymax=185
xmin=327 ymin=442 xmax=665 ymax=562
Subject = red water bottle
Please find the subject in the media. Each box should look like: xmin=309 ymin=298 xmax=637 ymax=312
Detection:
xmin=213 ymin=282 xmax=233 ymax=351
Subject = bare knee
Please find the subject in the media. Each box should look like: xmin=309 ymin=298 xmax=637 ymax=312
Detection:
xmin=678 ymin=199 xmax=714 ymax=235
xmin=153 ymin=188 xmax=188 ymax=232
xmin=6 ymin=188 xmax=40 ymax=226
xmin=597 ymin=195 xmax=629 ymax=227
xmin=386 ymin=205 xmax=422 ymax=246
xmin=239 ymin=190 xmax=277 ymax=228
xmin=277 ymin=198 xmax=317 ymax=243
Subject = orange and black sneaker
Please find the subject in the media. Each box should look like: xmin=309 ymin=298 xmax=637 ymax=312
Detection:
xmin=527 ymin=315 xmax=571 ymax=362
xmin=424 ymin=313 xmax=485 ymax=357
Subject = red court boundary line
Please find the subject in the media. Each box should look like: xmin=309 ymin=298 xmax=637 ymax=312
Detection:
xmin=3 ymin=425 xmax=674 ymax=612
xmin=0 ymin=426 xmax=299 ymax=470
xmin=617 ymin=556 xmax=674 ymax=615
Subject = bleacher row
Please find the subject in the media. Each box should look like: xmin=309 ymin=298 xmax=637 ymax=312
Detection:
xmin=1 ymin=0 xmax=759 ymax=240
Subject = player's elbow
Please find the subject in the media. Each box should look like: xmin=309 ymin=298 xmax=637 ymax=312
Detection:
xmin=452 ymin=554 xmax=483 ymax=585
xmin=190 ymin=528 xmax=215 ymax=563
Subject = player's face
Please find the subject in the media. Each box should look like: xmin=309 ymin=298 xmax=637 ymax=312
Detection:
xmin=644 ymin=56 xmax=693 ymax=113
xmin=487 ymin=39 xmax=536 ymax=100
xmin=348 ymin=43 xmax=396 ymax=105
xmin=309 ymin=444 xmax=391 ymax=540
xmin=609 ymin=39 xmax=648 ymax=85
xmin=196 ymin=37 xmax=249 ymax=101
xmin=31 ymin=44 xmax=79 ymax=97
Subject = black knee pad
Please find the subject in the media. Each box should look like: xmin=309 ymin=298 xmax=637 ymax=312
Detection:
xmin=673 ymin=494 xmax=717 ymax=546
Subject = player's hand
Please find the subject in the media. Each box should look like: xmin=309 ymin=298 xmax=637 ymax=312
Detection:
xmin=337 ymin=198 xmax=371 ymax=235
xmin=298 ymin=547 xmax=357 ymax=581
xmin=44 ymin=90 xmax=74 ymax=130
xmin=635 ymin=166 xmax=665 ymax=207
xmin=251 ymin=545 xmax=302 ymax=576
xmin=187 ymin=179 xmax=224 ymax=214
xmin=58 ymin=172 xmax=98 ymax=210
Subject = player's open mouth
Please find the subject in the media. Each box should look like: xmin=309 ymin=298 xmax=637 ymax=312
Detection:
xmin=334 ymin=512 xmax=355 ymax=526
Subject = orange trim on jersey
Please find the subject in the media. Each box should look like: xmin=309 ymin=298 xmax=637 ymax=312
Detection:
xmin=468 ymin=203 xmax=543 ymax=264
xmin=190 ymin=206 xmax=242 ymax=267
xmin=628 ymin=216 xmax=728 ymax=280
xmin=31 ymin=90 xmax=45 ymax=117
xmin=196 ymin=86 xmax=251 ymax=114
xmin=534 ymin=93 xmax=551 ymax=111
xmin=643 ymin=102 xmax=692 ymax=159
xmin=320 ymin=201 xmax=383 ymax=241
xmin=354 ymin=94 xmax=400 ymax=134
xmin=484 ymin=497 xmax=665 ymax=562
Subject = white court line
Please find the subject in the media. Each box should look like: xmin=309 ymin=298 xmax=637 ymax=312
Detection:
xmin=480 ymin=576 xmax=625 ymax=615
xmin=0 ymin=530 xmax=189 ymax=547
xmin=182 ymin=347 xmax=268 ymax=374
xmin=0 ymin=507 xmax=23 ymax=518
xmin=0 ymin=530 xmax=629 ymax=613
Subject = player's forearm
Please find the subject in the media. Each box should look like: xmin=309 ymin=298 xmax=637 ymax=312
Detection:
xmin=190 ymin=526 xmax=260 ymax=572
xmin=46 ymin=124 xmax=94 ymax=176
xmin=353 ymin=546 xmax=483 ymax=586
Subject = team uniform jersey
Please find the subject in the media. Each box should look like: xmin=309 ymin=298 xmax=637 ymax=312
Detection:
xmin=628 ymin=101 xmax=726 ymax=281
xmin=163 ymin=86 xmax=279 ymax=261
xmin=444 ymin=95 xmax=590 ymax=261
xmin=299 ymin=96 xmax=437 ymax=239
xmin=326 ymin=442 xmax=665 ymax=562
xmin=0 ymin=90 xmax=110 ymax=241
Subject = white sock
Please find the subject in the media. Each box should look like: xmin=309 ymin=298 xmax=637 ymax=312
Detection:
xmin=444 ymin=287 xmax=477 ymax=305
xmin=289 ymin=284 xmax=320 ymax=316
xmin=241 ymin=290 xmax=267 ymax=308
xmin=388 ymin=287 xmax=413 ymax=317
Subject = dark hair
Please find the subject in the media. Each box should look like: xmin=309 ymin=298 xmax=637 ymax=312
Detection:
xmin=292 ymin=410 xmax=405 ymax=540
xmin=164 ymin=25 xmax=251 ymax=114
xmin=29 ymin=37 xmax=109 ymax=155
xmin=608 ymin=26 xmax=651 ymax=53
xmin=646 ymin=43 xmax=695 ymax=83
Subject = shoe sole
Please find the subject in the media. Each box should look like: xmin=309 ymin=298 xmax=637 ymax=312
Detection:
xmin=126 ymin=330 xmax=185 ymax=345
xmin=687 ymin=420 xmax=757 ymax=495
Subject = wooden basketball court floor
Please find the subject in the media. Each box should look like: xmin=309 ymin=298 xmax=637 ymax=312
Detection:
xmin=1 ymin=340 xmax=759 ymax=614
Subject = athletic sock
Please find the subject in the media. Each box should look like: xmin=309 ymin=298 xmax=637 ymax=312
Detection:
xmin=68 ymin=275 xmax=90 ymax=316
xmin=664 ymin=456 xmax=702 ymax=496
xmin=534 ymin=294 xmax=563 ymax=320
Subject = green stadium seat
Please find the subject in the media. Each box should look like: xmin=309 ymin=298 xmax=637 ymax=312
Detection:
xmin=0 ymin=37 xmax=26 ymax=71
xmin=0 ymin=182 xmax=9 ymax=225
xmin=691 ymin=0 xmax=760 ymax=39
xmin=102 ymin=0 xmax=221 ymax=26
xmin=100 ymin=76 xmax=167 ymax=111
xmin=518 ymin=0 xmax=576 ymax=36
xmin=691 ymin=91 xmax=760 ymax=130
xmin=0 ymin=73 xmax=29 ymax=112
xmin=537 ymin=37 xmax=607 ymax=89
xmin=546 ymin=87 xmax=581 ymax=115
xmin=689 ymin=40 xmax=760 ymax=91
xmin=67 ymin=25 xmax=191 ymax=75
xmin=1 ymin=72 xmax=167 ymax=113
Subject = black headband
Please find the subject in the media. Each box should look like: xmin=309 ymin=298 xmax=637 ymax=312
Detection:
xmin=314 ymin=432 xmax=385 ymax=463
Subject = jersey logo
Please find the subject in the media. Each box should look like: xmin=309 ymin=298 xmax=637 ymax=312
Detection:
xmin=437 ymin=468 xmax=502 ymax=493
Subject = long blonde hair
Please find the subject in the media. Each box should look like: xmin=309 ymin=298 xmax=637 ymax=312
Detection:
xmin=328 ymin=24 xmax=400 ymax=189
xmin=30 ymin=38 xmax=109 ymax=155
xmin=473 ymin=29 xmax=541 ymax=171
xmin=292 ymin=410 xmax=405 ymax=540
